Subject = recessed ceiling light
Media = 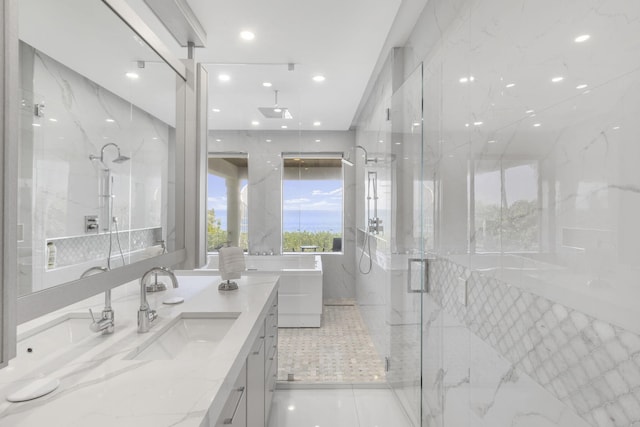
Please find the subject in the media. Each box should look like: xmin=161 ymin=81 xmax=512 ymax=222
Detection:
xmin=152 ymin=137 xmax=158 ymax=140
xmin=525 ymin=109 xmax=535 ymax=114
xmin=251 ymin=120 xmax=260 ymax=126
xmin=49 ymin=118 xmax=57 ymax=122
xmin=263 ymin=82 xmax=272 ymax=87
xmin=313 ymin=121 xmax=321 ymax=126
xmin=459 ymin=77 xmax=468 ymax=83
xmin=488 ymin=140 xmax=496 ymax=144
xmin=576 ymin=84 xmax=588 ymax=89
xmin=395 ymin=142 xmax=401 ymax=145
xmin=378 ymin=139 xmax=384 ymax=143
xmin=266 ymin=139 xmax=272 ymax=142
xmin=32 ymin=123 xmax=41 ymax=127
xmin=551 ymin=76 xmax=564 ymax=83
xmin=612 ymin=126 xmax=620 ymax=130
xmin=287 ymin=405 xmax=295 ymax=411
xmin=315 ymin=139 xmax=321 ymax=142
xmin=574 ymin=34 xmax=591 ymax=43
xmin=215 ymin=139 xmax=222 ymax=142
xmin=465 ymin=123 xmax=470 ymax=127
xmin=533 ymin=123 xmax=541 ymax=127
xmin=413 ymin=122 xmax=421 ymax=127
xmin=473 ymin=121 xmax=483 ymax=126
xmin=125 ymin=72 xmax=139 ymax=80
xmin=281 ymin=125 xmax=288 ymax=129
xmin=505 ymin=83 xmax=515 ymax=88
xmin=274 ymin=108 xmax=282 ymax=113
xmin=312 ymin=75 xmax=326 ymax=82
xmin=105 ymin=118 xmax=115 ymax=123
xmin=218 ymin=74 xmax=231 ymax=82
xmin=240 ymin=30 xmax=255 ymax=41
xmin=212 ymin=108 xmax=221 ymax=113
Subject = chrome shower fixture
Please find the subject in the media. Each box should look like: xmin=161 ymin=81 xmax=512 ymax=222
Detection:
xmin=342 ymin=145 xmax=378 ymax=166
xmin=89 ymin=142 xmax=130 ymax=168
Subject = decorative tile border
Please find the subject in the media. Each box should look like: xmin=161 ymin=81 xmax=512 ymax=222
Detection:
xmin=47 ymin=227 xmax=162 ymax=268
xmin=430 ymin=257 xmax=640 ymax=427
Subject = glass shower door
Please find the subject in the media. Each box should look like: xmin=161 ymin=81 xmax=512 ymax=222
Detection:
xmin=388 ymin=63 xmax=427 ymax=426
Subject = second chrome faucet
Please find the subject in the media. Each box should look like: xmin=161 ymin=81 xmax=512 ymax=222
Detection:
xmin=138 ymin=267 xmax=179 ymax=333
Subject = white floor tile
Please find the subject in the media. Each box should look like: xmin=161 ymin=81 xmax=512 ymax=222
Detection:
xmin=267 ymin=388 xmax=413 ymax=427
xmin=268 ymin=389 xmax=359 ymax=427
xmin=353 ymin=389 xmax=413 ymax=427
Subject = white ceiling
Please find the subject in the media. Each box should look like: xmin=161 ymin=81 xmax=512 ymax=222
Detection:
xmin=185 ymin=0 xmax=403 ymax=131
xmin=20 ymin=0 xmax=413 ymax=132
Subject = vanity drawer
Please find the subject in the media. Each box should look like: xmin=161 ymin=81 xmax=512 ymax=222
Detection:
xmin=215 ymin=363 xmax=247 ymax=427
xmin=264 ymin=369 xmax=277 ymax=423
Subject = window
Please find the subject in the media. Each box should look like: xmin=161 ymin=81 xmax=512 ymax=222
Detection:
xmin=473 ymin=159 xmax=540 ymax=252
xmin=207 ymin=154 xmax=248 ymax=252
xmin=282 ymin=154 xmax=344 ymax=253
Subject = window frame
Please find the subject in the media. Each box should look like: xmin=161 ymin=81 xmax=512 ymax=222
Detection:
xmin=281 ymin=152 xmax=346 ymax=255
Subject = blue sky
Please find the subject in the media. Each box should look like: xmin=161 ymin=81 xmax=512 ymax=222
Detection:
xmin=207 ymin=174 xmax=342 ymax=212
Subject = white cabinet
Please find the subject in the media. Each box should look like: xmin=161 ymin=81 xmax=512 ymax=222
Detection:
xmin=246 ymin=322 xmax=265 ymax=427
xmin=216 ymin=293 xmax=278 ymax=427
xmin=264 ymin=298 xmax=278 ymax=423
xmin=215 ymin=363 xmax=247 ymax=427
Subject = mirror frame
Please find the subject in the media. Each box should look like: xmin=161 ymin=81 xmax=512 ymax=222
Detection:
xmin=13 ymin=0 xmax=189 ymax=324
xmin=1 ymin=0 xmax=19 ymax=366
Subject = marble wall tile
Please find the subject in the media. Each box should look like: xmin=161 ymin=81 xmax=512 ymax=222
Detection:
xmin=20 ymin=42 xmax=171 ymax=291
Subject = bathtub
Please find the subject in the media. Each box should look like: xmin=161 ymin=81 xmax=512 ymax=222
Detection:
xmin=202 ymin=254 xmax=323 ymax=328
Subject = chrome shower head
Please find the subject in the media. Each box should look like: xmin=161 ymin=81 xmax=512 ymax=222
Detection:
xmin=112 ymin=155 xmax=130 ymax=164
xmin=90 ymin=142 xmax=130 ymax=166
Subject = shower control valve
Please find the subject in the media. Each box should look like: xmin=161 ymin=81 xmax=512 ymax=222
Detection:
xmin=85 ymin=215 xmax=99 ymax=233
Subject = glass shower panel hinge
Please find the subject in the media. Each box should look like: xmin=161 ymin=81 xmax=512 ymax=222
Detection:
xmin=34 ymin=102 xmax=45 ymax=117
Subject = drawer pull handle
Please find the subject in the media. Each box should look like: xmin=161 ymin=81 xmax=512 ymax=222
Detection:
xmin=223 ymin=386 xmax=245 ymax=425
xmin=253 ymin=339 xmax=265 ymax=355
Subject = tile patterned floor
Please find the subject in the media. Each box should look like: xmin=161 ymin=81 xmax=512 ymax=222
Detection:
xmin=277 ymin=300 xmax=386 ymax=383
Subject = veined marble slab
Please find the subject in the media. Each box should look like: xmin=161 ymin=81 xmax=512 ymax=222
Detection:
xmin=0 ymin=274 xmax=279 ymax=427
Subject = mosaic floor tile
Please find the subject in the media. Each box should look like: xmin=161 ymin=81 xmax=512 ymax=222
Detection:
xmin=277 ymin=301 xmax=386 ymax=383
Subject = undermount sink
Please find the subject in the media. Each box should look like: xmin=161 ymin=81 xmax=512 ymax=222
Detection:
xmin=17 ymin=314 xmax=94 ymax=359
xmin=126 ymin=312 xmax=240 ymax=361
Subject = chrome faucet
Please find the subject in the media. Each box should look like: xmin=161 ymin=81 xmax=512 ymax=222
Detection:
xmin=138 ymin=267 xmax=179 ymax=333
xmin=81 ymin=266 xmax=115 ymax=335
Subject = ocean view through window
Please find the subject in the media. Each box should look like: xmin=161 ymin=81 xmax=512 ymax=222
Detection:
xmin=282 ymin=154 xmax=344 ymax=253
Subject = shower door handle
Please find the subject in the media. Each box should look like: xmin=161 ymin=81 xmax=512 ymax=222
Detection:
xmin=407 ymin=258 xmax=429 ymax=293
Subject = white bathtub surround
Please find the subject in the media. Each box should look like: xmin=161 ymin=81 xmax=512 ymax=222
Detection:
xmin=204 ymin=254 xmax=323 ymax=327
xmin=0 ymin=275 xmax=278 ymax=426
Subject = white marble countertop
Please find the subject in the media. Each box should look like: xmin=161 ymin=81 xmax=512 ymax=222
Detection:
xmin=0 ymin=274 xmax=279 ymax=426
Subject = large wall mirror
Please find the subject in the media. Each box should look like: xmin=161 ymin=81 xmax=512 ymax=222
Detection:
xmin=16 ymin=0 xmax=184 ymax=317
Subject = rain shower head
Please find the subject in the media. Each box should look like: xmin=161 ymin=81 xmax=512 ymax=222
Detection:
xmin=258 ymin=90 xmax=293 ymax=119
xmin=112 ymin=154 xmax=130 ymax=164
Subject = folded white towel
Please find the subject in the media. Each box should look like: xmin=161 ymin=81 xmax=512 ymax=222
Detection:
xmin=219 ymin=246 xmax=246 ymax=280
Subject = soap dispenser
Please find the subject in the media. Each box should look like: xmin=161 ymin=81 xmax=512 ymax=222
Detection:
xmin=46 ymin=241 xmax=57 ymax=269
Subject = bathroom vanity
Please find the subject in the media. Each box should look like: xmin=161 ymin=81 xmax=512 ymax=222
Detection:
xmin=0 ymin=275 xmax=279 ymax=427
